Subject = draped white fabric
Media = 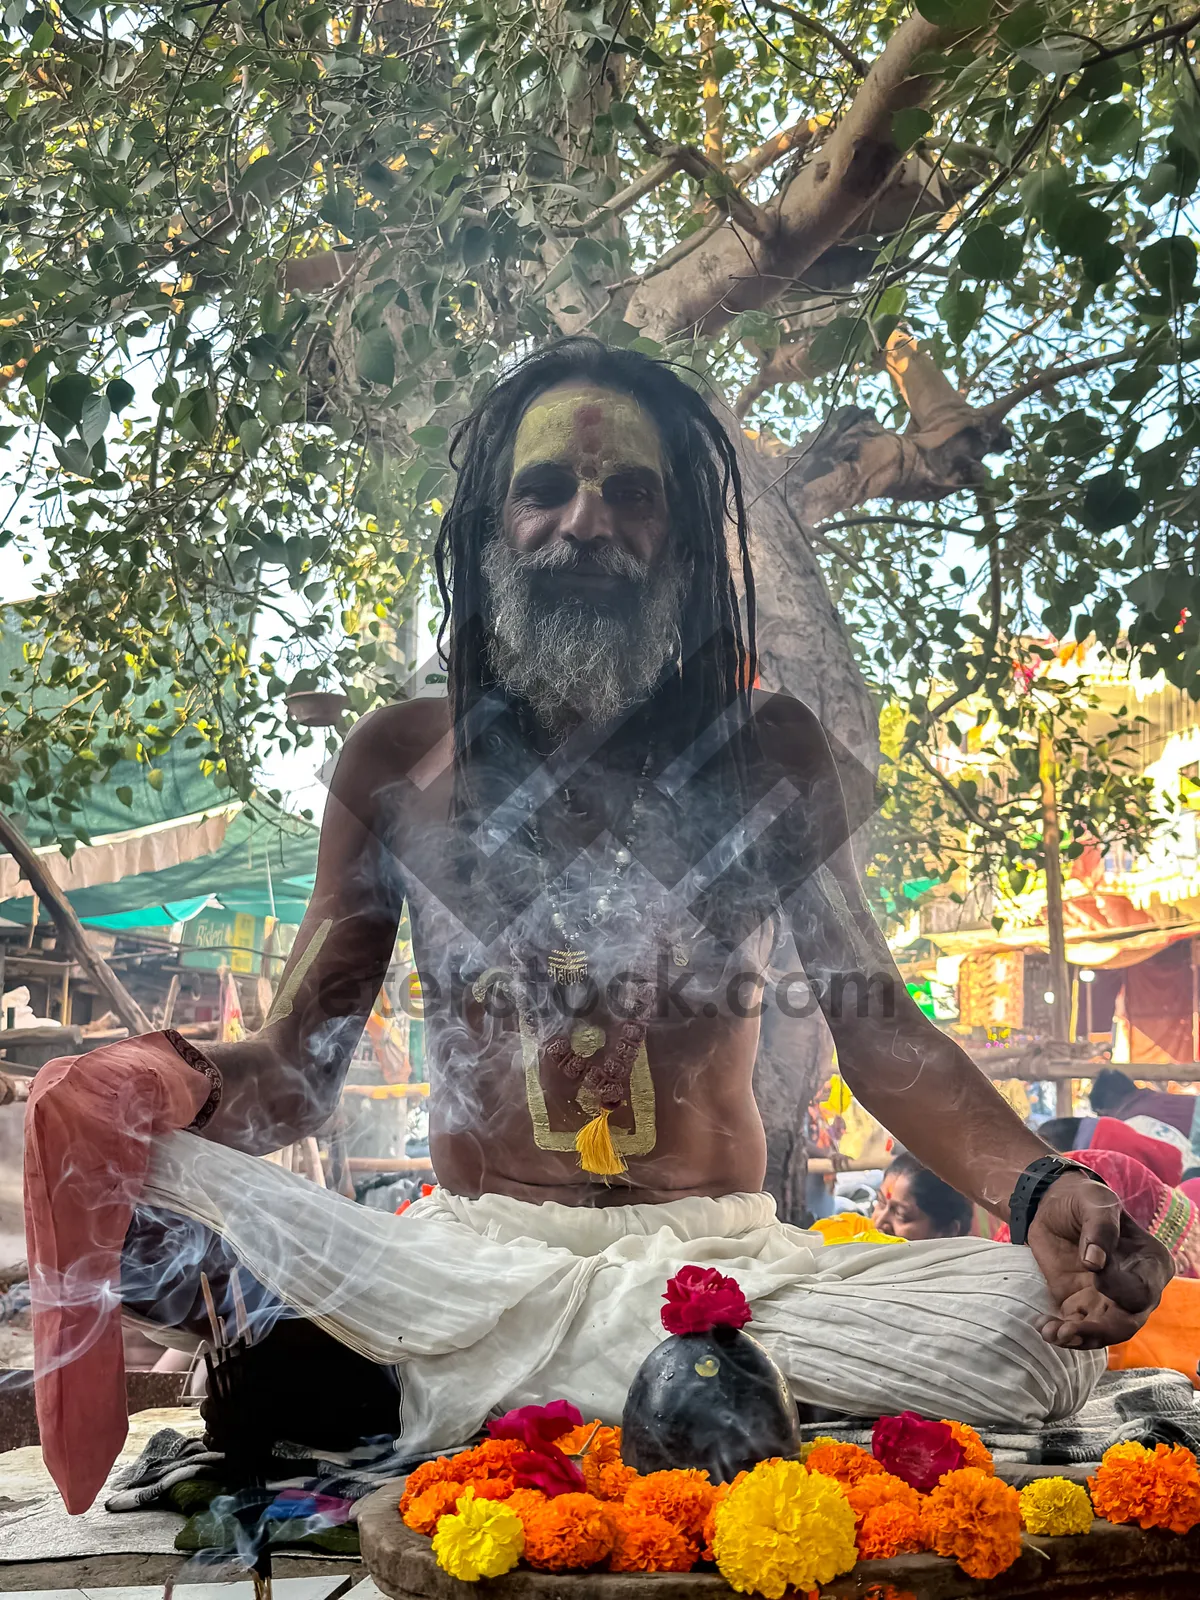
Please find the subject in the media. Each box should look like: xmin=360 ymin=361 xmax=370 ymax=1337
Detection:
xmin=144 ymin=1131 xmax=1102 ymax=1456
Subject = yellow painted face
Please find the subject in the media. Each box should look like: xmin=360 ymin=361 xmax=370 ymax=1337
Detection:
xmin=511 ymin=384 xmax=664 ymax=495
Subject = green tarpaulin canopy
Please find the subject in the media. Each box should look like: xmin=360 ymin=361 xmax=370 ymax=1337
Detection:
xmin=0 ymin=801 xmax=318 ymax=928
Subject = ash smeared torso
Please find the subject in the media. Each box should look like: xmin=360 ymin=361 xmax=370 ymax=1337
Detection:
xmin=373 ymin=693 xmax=841 ymax=1207
xmin=205 ymin=690 xmax=866 ymax=1205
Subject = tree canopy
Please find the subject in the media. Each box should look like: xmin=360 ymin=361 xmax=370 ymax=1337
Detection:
xmin=2 ymin=0 xmax=1199 ymax=878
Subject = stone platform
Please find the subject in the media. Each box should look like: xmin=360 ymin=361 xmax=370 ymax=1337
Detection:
xmin=356 ymin=1477 xmax=1200 ymax=1600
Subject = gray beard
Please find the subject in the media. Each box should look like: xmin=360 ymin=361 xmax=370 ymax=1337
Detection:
xmin=482 ymin=539 xmax=687 ymax=735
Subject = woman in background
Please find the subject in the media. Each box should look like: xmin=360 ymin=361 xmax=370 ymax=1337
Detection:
xmin=870 ymin=1152 xmax=973 ymax=1241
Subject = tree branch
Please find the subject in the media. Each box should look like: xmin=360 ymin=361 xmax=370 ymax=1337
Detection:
xmin=751 ymin=0 xmax=869 ymax=76
xmin=984 ymin=347 xmax=1141 ymax=418
xmin=0 ymin=810 xmax=152 ymax=1035
xmin=627 ymin=7 xmax=966 ymax=339
xmin=911 ymin=746 xmax=1007 ymax=841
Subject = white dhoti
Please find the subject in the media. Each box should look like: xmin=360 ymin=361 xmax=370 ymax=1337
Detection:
xmin=144 ymin=1130 xmax=1102 ymax=1456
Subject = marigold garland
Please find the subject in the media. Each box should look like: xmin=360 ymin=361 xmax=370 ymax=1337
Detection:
xmin=804 ymin=1437 xmax=886 ymax=1486
xmin=1019 ymin=1476 xmax=1093 ymax=1536
xmin=857 ymin=1501 xmax=926 ymax=1561
xmin=1089 ymin=1441 xmax=1200 ymax=1534
xmin=922 ymin=1467 xmax=1022 ymax=1581
xmin=606 ymin=1505 xmax=696 ymax=1572
xmin=398 ymin=1454 xmax=468 ymax=1515
xmin=845 ymin=1471 xmax=921 ymax=1522
xmin=942 ymin=1420 xmax=994 ymax=1476
xmin=582 ymin=1455 xmax=640 ymax=1502
xmin=520 ymin=1492 xmax=616 ymax=1570
xmin=558 ymin=1422 xmax=623 ymax=1463
xmin=625 ymin=1467 xmax=715 ymax=1542
xmin=430 ymin=1487 xmax=525 ymax=1582
xmin=711 ymin=1460 xmax=857 ymax=1598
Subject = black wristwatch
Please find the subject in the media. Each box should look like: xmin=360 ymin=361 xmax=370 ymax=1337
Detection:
xmin=1008 ymin=1155 xmax=1102 ymax=1246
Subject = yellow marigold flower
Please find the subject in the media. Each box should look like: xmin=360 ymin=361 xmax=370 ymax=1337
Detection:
xmin=711 ymin=1460 xmax=857 ymax=1598
xmin=1019 ymin=1477 xmax=1093 ymax=1536
xmin=808 ymin=1214 xmax=905 ymax=1246
xmin=431 ymin=1486 xmax=525 ymax=1582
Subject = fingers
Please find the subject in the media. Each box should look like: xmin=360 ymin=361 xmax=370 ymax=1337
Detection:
xmin=1075 ymin=1184 xmax=1121 ymax=1274
xmin=1039 ymin=1286 xmax=1141 ymax=1349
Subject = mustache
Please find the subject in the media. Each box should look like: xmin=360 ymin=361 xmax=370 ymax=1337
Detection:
xmin=496 ymin=539 xmax=650 ymax=584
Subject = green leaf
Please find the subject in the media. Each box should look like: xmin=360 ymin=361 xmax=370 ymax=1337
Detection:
xmin=1081 ymin=471 xmax=1142 ymax=532
xmin=1082 ymin=242 xmax=1123 ymax=285
xmin=892 ymin=107 xmax=933 ymax=150
xmin=956 ymin=223 xmax=1022 ymax=281
xmin=938 ymin=283 xmax=984 ymax=343
xmin=79 ymin=394 xmax=110 ymax=449
xmin=409 ymin=424 xmax=448 ymax=447
xmin=997 ymin=3 xmax=1045 ymax=49
xmin=806 ymin=316 xmax=869 ymax=375
xmin=915 ymin=0 xmax=990 ymax=27
xmin=47 ymin=373 xmax=92 ymax=425
xmin=1140 ymin=162 xmax=1178 ymax=206
xmin=31 ymin=18 xmax=54 ymax=49
xmin=147 ymin=768 xmax=164 ymax=791
xmin=1139 ymin=236 xmax=1197 ymax=299
xmin=106 ymin=377 xmax=135 ymax=414
xmin=1018 ymin=35 xmax=1084 ymax=76
xmin=115 ymin=785 xmax=133 ymax=808
xmin=356 ymin=327 xmax=395 ymax=387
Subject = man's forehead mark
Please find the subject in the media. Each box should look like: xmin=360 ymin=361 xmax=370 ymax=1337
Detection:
xmin=511 ymin=385 xmax=663 ymax=490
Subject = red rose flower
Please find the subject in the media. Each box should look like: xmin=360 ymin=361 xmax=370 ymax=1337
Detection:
xmin=513 ymin=1444 xmax=587 ymax=1496
xmin=488 ymin=1399 xmax=584 ymax=1449
xmin=660 ymin=1265 xmax=753 ymax=1336
xmin=871 ymin=1411 xmax=965 ymax=1492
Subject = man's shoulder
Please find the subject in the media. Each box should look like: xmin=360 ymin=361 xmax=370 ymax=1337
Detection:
xmin=747 ymin=688 xmax=831 ymax=761
xmin=335 ymin=698 xmax=451 ymax=787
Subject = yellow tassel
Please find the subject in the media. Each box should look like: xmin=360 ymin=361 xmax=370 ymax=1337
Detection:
xmin=575 ymin=1108 xmax=627 ymax=1177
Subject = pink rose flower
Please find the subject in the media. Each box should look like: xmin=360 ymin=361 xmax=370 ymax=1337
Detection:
xmin=871 ymin=1411 xmax=965 ymax=1492
xmin=660 ymin=1265 xmax=753 ymax=1336
xmin=512 ymin=1444 xmax=587 ymax=1496
xmin=488 ymin=1399 xmax=583 ymax=1449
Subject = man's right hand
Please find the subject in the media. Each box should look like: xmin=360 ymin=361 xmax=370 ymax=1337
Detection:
xmin=1028 ymin=1171 xmax=1173 ymax=1349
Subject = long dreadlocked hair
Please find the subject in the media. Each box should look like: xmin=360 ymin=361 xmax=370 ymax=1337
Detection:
xmin=434 ymin=338 xmax=758 ymax=784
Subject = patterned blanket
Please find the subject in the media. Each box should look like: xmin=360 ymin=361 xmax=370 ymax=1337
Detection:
xmin=797 ymin=1368 xmax=1200 ymax=1465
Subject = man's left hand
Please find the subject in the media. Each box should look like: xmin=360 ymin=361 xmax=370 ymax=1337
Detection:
xmin=1027 ymin=1171 xmax=1173 ymax=1349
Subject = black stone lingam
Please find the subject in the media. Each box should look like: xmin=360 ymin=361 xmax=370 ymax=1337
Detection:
xmin=621 ymin=1266 xmax=800 ymax=1483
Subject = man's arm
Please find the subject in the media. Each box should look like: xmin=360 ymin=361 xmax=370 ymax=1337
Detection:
xmin=768 ymin=698 xmax=1171 ymax=1348
xmin=198 ymin=708 xmax=411 ymax=1154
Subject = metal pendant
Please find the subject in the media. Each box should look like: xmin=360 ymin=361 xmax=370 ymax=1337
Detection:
xmin=570 ymin=1023 xmax=606 ymax=1059
xmin=549 ymin=947 xmax=588 ymax=983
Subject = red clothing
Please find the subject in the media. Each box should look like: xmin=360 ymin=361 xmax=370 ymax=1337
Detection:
xmin=1120 ymin=1088 xmax=1197 ymax=1139
xmin=24 ymin=1031 xmax=216 ymax=1513
xmin=1084 ymin=1116 xmax=1184 ymax=1186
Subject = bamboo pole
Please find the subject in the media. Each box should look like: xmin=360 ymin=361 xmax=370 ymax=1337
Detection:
xmin=1038 ymin=725 xmax=1072 ymax=1114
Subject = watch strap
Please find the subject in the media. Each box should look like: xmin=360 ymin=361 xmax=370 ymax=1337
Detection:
xmin=1008 ymin=1155 xmax=1101 ymax=1246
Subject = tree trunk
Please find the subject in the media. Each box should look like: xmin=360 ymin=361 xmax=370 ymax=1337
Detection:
xmin=736 ymin=439 xmax=878 ymax=1222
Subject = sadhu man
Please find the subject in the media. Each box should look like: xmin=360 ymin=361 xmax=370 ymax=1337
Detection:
xmin=26 ymin=341 xmax=1170 ymax=1511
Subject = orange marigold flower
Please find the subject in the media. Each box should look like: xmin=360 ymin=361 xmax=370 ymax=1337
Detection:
xmin=403 ymin=1479 xmax=467 ymax=1535
xmin=582 ymin=1455 xmax=640 ymax=1501
xmin=845 ymin=1472 xmax=921 ymax=1523
xmin=559 ymin=1422 xmax=623 ymax=1464
xmin=607 ymin=1505 xmax=696 ymax=1572
xmin=804 ymin=1439 xmax=886 ymax=1487
xmin=857 ymin=1501 xmax=926 ymax=1562
xmin=923 ymin=1467 xmax=1022 ymax=1581
xmin=458 ymin=1437 xmax=526 ymax=1477
xmin=503 ymin=1487 xmax=549 ymax=1523
xmin=625 ymin=1468 xmax=715 ymax=1542
xmin=1089 ymin=1442 xmax=1200 ymax=1534
xmin=942 ymin=1420 xmax=994 ymax=1476
xmin=399 ymin=1455 xmax=470 ymax=1515
xmin=521 ymin=1492 xmax=616 ymax=1570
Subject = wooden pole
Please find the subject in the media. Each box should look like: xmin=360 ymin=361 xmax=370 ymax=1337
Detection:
xmin=1038 ymin=725 xmax=1073 ymax=1114
xmin=0 ymin=810 xmax=152 ymax=1035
